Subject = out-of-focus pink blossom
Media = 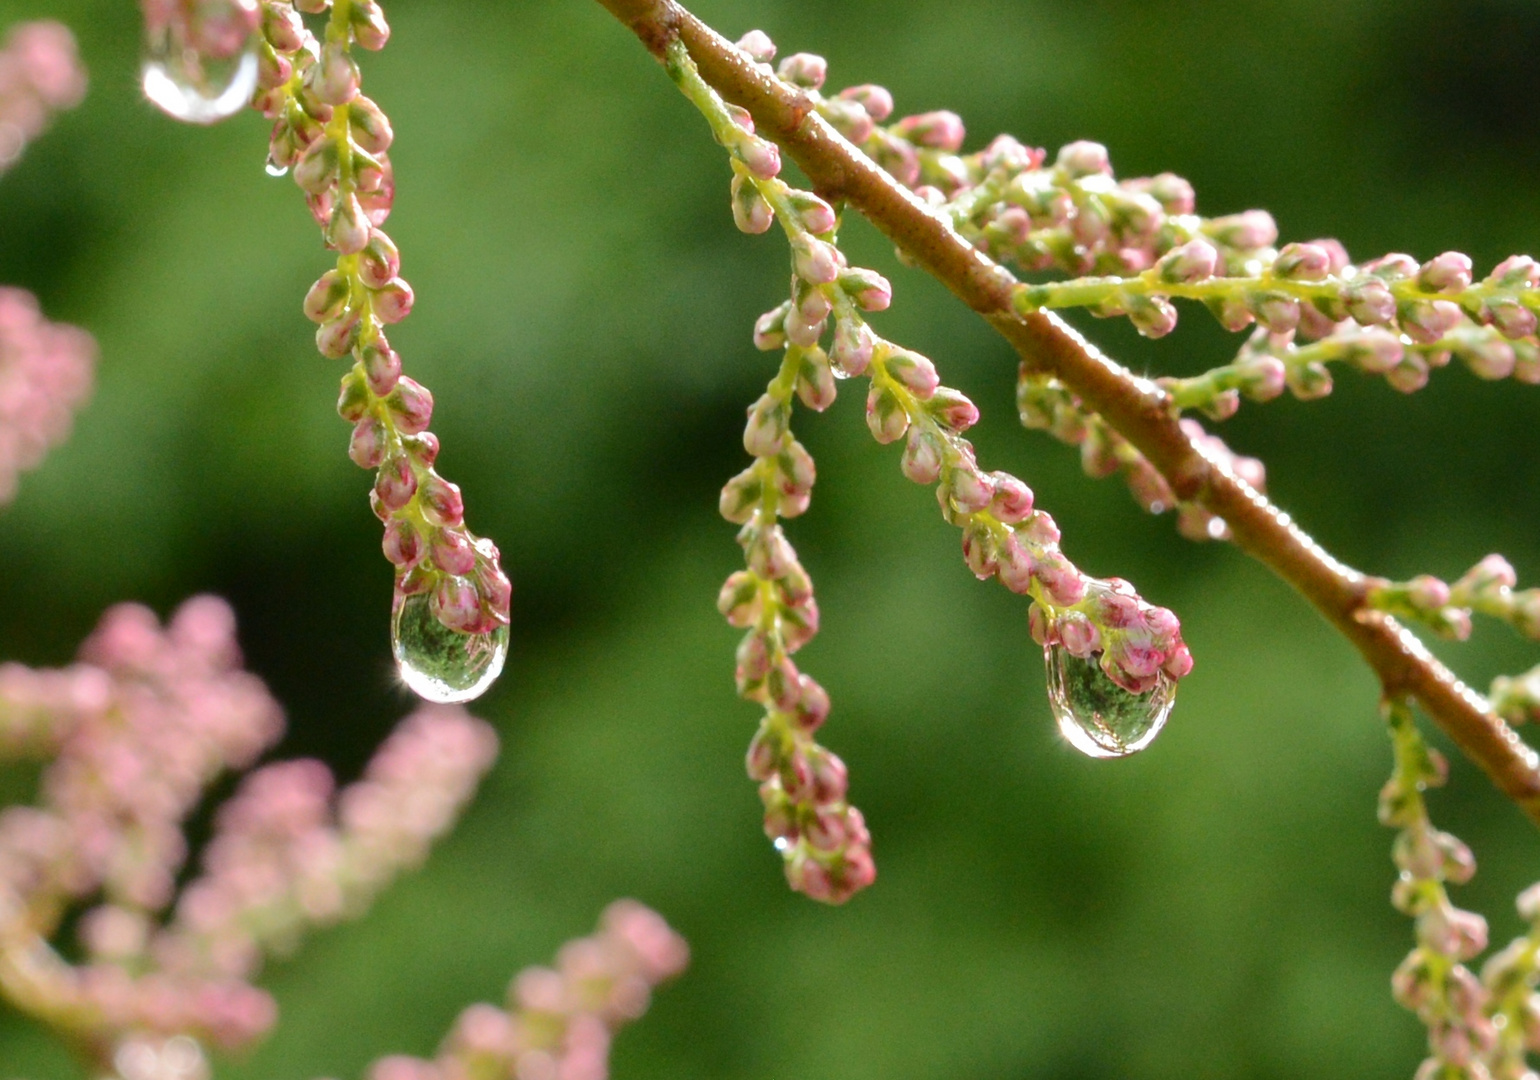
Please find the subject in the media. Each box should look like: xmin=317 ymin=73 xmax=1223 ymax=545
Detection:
xmin=0 ymin=287 xmax=95 ymax=505
xmin=0 ymin=21 xmax=86 ymax=173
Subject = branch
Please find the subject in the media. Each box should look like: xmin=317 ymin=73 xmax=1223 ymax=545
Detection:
xmin=594 ymin=0 xmax=1540 ymax=823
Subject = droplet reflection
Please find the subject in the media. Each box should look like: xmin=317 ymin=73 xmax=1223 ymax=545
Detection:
xmin=392 ymin=592 xmax=508 ymax=704
xmin=1045 ymin=644 xmax=1174 ymax=758
xmin=141 ymin=36 xmax=258 ymax=125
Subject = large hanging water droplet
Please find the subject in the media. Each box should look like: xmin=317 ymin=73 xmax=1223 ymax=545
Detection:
xmin=1045 ymin=645 xmax=1174 ymax=758
xmin=392 ymin=592 xmax=508 ymax=704
xmin=141 ymin=34 xmax=258 ymax=125
xmin=264 ymin=155 xmax=289 ymax=178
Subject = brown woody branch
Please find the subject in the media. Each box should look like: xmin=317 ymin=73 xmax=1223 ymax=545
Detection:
xmin=596 ymin=0 xmax=1540 ymax=822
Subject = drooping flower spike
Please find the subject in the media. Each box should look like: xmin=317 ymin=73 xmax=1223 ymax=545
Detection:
xmin=142 ymin=0 xmax=512 ymax=703
xmin=671 ymin=34 xmax=1191 ymax=901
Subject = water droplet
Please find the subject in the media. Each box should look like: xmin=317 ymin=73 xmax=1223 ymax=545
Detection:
xmin=773 ymin=836 xmax=792 ymax=854
xmin=1045 ymin=644 xmax=1174 ymax=758
xmin=264 ymin=156 xmax=289 ymax=178
xmin=392 ymin=592 xmax=508 ymax=704
xmin=141 ymin=35 xmax=259 ymax=125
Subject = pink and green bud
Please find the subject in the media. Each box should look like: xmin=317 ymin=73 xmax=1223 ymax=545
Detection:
xmin=430 ymin=575 xmax=485 ymax=634
xmin=988 ymin=473 xmax=1034 ymax=523
xmin=317 ymin=310 xmax=362 ymax=358
xmin=1342 ymin=278 xmax=1396 ymax=326
xmin=830 ymin=318 xmax=874 ymax=376
xmin=349 ymin=417 xmax=387 ymax=468
xmin=791 ymin=235 xmax=841 ymax=285
xmin=349 ymin=95 xmax=394 ymax=154
xmin=838 ymin=84 xmax=894 ymax=122
xmin=1055 ymin=140 xmax=1110 ymax=178
xmin=338 ymin=370 xmax=370 ymax=421
xmin=1207 ymin=210 xmax=1277 ymax=251
xmin=894 ymin=110 xmax=965 ymax=152
xmin=743 ymin=393 xmax=790 ymax=457
xmin=865 ymin=383 xmax=909 ymax=444
xmin=385 ymin=377 xmax=433 ymax=434
xmin=884 ymin=348 xmax=939 ymax=399
xmin=375 ymin=455 xmax=417 ymax=511
xmin=718 ymin=465 xmax=761 ymax=524
xmin=737 ymin=136 xmax=781 ymax=181
xmin=293 ymin=138 xmax=340 ymax=194
xmin=1482 ymin=297 xmax=1537 ymax=340
xmin=360 ymin=340 xmax=402 ymax=396
xmin=1418 ymin=251 xmax=1473 ymax=294
xmin=382 ymin=518 xmax=423 ymax=568
xmin=1488 ymin=255 xmax=1540 ymax=289
xmin=420 ymin=474 xmax=465 ymax=527
xmin=928 ymin=387 xmax=979 ymax=432
xmin=431 ymin=530 xmax=477 ymax=576
xmin=900 ymin=427 xmax=944 ymax=484
xmin=1126 ymin=294 xmax=1178 ymax=339
xmin=753 ymin=302 xmax=790 ymax=351
xmin=327 ymin=193 xmax=372 ymax=254
xmin=303 ymin=270 xmax=351 ymax=324
xmin=717 ymin=571 xmax=761 ymax=628
xmin=776 ymin=52 xmax=827 ymax=90
xmin=840 ymin=268 xmax=892 ymax=312
xmin=1273 ymin=242 xmax=1333 ymax=281
xmin=795 ymin=347 xmax=837 ymax=411
xmin=730 ymin=173 xmax=774 ymax=235
xmin=371 ymin=278 xmax=415 ymax=324
xmin=359 ymin=231 xmax=401 ymax=289
xmin=308 ymin=40 xmax=359 ymax=105
xmin=787 ymin=190 xmax=837 ymax=235
xmin=350 ymin=0 xmax=391 ymax=50
xmin=1156 ymin=239 xmax=1218 ymax=284
xmin=735 ymin=29 xmax=776 ymax=64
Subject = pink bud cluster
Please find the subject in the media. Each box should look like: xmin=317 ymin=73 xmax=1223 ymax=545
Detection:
xmin=1380 ymin=702 xmax=1499 ymax=1079
xmin=153 ymin=705 xmax=498 ymax=984
xmin=663 ymin=36 xmax=873 ymax=903
xmin=252 ymin=0 xmax=510 ymax=637
xmin=1479 ymin=885 xmax=1540 ymax=1080
xmin=0 ymin=597 xmax=502 ymax=1060
xmin=1030 ymin=576 xmax=1192 ymax=694
xmin=0 ymin=20 xmax=86 ymax=174
xmin=1370 ymin=555 xmax=1540 ymax=647
xmin=0 ymin=286 xmax=95 ymax=505
xmin=364 ymin=900 xmax=687 ymax=1080
xmin=140 ymin=0 xmax=260 ymax=61
xmin=692 ymin=34 xmax=1191 ymax=820
xmin=1017 ymin=370 xmax=1264 ymax=544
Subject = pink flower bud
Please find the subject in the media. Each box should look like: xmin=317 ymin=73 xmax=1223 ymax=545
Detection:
xmin=884 ymin=349 xmax=939 ymax=399
xmin=316 ymin=310 xmax=362 ymax=358
xmin=737 ymin=137 xmax=781 ymax=181
xmin=894 ymin=110 xmax=965 ymax=152
xmin=1483 ymin=297 xmax=1538 ymax=340
xmin=988 ymin=473 xmax=1035 ymax=523
xmin=385 ymin=377 xmax=433 ymax=434
xmin=1273 ymin=242 xmax=1333 ymax=281
xmin=350 ymin=95 xmax=394 ymax=154
xmin=370 ymin=278 xmax=414 ymax=324
xmin=840 ymin=268 xmax=892 ymax=312
xmin=1418 ymin=251 xmax=1473 ymax=293
xmin=792 ymin=235 xmax=841 ymax=285
xmin=308 ymin=40 xmax=359 ymax=105
xmin=1156 ymin=239 xmax=1219 ymax=284
xmin=1249 ymin=291 xmax=1300 ymax=334
xmin=1163 ymin=643 xmax=1194 ymax=678
xmin=865 ymin=383 xmax=910 ymax=444
xmin=1057 ymin=611 xmax=1101 ymax=657
xmin=776 ymin=52 xmax=827 ymax=90
xmin=736 ymin=29 xmax=776 ymax=63
xmin=429 ymin=529 xmax=477 ymax=576
xmin=1488 ymin=255 xmax=1540 ymax=289
xmin=744 ymin=393 xmax=789 ymax=458
xmin=359 ymin=230 xmax=401 ymax=289
xmin=1341 ymin=329 xmax=1404 ymax=374
xmin=900 ymin=427 xmax=943 ymax=484
xmin=961 ymin=519 xmax=999 ymax=579
xmin=786 ymin=190 xmax=837 ymax=235
xmin=730 ymin=174 xmax=774 ymax=234
xmin=383 ymin=518 xmax=423 ymax=567
xmin=1127 ymin=294 xmax=1178 ymax=339
xmin=337 ymin=370 xmax=370 ymax=422
xmin=1055 ymin=140 xmax=1110 ymax=178
xmin=375 ymin=455 xmax=417 ymax=511
xmin=753 ymin=302 xmax=790 ymax=351
xmin=303 ymin=270 xmax=351 ymax=324
xmin=830 ymin=319 xmax=874 ymax=376
xmin=717 ymin=571 xmax=761 ymax=628
xmin=293 ymin=138 xmax=340 ymax=194
xmin=794 ymin=347 xmax=837 ymax=412
xmin=1206 ymin=209 xmax=1277 ymax=252
xmin=1461 ymin=337 xmax=1517 ymax=380
xmin=350 ymin=0 xmax=391 ymax=50
xmin=430 ymin=575 xmax=485 ymax=634
xmin=1342 ymin=278 xmax=1396 ymax=326
xmin=349 ymin=416 xmax=387 ymax=468
xmin=327 ymin=193 xmax=372 ymax=255
xmin=719 ymin=464 xmax=762 ymax=524
xmin=1034 ymin=552 xmax=1086 ymax=606
xmin=839 ymin=84 xmax=894 ymax=122
xmin=928 ymin=387 xmax=979 ymax=433
xmin=361 ymin=340 xmax=402 ymax=396
xmin=419 ymin=474 xmax=465 ymax=527
xmin=947 ymin=466 xmax=994 ymax=514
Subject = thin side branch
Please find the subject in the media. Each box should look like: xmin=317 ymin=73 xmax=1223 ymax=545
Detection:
xmin=595 ymin=0 xmax=1540 ymax=822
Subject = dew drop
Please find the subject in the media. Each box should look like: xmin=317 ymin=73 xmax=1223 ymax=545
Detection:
xmin=141 ymin=34 xmax=259 ymax=125
xmin=392 ymin=592 xmax=508 ymax=704
xmin=264 ymin=156 xmax=289 ymax=178
xmin=1045 ymin=644 xmax=1174 ymax=759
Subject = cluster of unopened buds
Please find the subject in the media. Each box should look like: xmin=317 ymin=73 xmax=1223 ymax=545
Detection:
xmin=1378 ymin=701 xmax=1540 ymax=1080
xmin=367 ymin=900 xmax=688 ymax=1080
xmin=0 ymin=286 xmax=95 ymax=505
xmin=131 ymin=0 xmax=514 ymax=702
xmin=0 ymin=598 xmax=482 ymax=1055
xmin=0 ymin=19 xmax=86 ymax=171
xmin=669 ymin=32 xmax=1194 ymax=900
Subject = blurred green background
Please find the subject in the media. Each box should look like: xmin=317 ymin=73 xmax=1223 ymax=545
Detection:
xmin=1 ymin=0 xmax=1538 ymax=1076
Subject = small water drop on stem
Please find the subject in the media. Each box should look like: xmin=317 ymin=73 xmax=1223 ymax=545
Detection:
xmin=1045 ymin=643 xmax=1174 ymax=758
xmin=392 ymin=591 xmax=508 ymax=704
